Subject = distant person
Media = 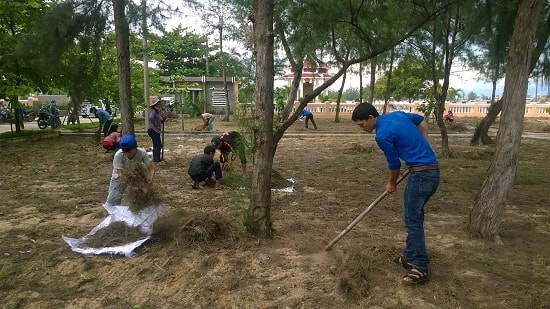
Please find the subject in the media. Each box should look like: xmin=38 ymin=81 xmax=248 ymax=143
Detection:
xmin=148 ymin=98 xmax=165 ymax=163
xmin=102 ymin=124 xmax=122 ymax=152
xmin=299 ymin=109 xmax=318 ymax=129
xmin=352 ymin=103 xmax=439 ymax=285
xmin=444 ymin=110 xmax=454 ymax=123
xmin=197 ymin=112 xmax=214 ymax=131
xmin=90 ymin=106 xmax=113 ymax=137
xmin=48 ymin=100 xmax=61 ymax=130
xmin=211 ymin=131 xmax=247 ymax=176
xmin=188 ymin=145 xmax=224 ymax=190
xmin=105 ymin=135 xmax=156 ymax=207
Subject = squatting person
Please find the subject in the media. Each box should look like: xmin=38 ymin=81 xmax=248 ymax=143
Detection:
xmin=188 ymin=145 xmax=224 ymax=190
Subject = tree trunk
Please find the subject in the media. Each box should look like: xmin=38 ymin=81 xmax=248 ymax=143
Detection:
xmin=142 ymin=0 xmax=150 ymax=129
xmin=335 ymin=69 xmax=346 ymax=123
xmin=469 ymin=0 xmax=544 ymax=243
xmin=250 ymin=0 xmax=274 ymax=237
xmin=470 ymin=98 xmax=502 ymax=146
xmin=368 ymin=59 xmax=376 ymax=105
xmin=280 ymin=62 xmax=302 ymax=121
xmin=358 ymin=62 xmax=363 ymax=103
xmin=382 ymin=51 xmax=393 ymax=114
xmin=112 ymin=0 xmax=134 ymax=135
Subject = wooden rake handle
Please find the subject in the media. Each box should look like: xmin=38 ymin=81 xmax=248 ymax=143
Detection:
xmin=324 ymin=170 xmax=410 ymax=251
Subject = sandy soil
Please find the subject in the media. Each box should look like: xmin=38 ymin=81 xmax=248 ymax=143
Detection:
xmin=0 ymin=116 xmax=549 ymax=308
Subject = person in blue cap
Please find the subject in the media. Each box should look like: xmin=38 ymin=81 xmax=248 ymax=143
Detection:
xmin=105 ymin=135 xmax=156 ymax=207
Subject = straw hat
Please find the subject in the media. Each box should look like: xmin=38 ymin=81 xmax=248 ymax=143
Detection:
xmin=149 ymin=98 xmax=161 ymax=107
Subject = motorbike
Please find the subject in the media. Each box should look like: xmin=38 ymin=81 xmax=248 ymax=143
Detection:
xmin=23 ymin=109 xmax=36 ymax=122
xmin=36 ymin=106 xmax=61 ymax=129
xmin=0 ymin=106 xmax=14 ymax=123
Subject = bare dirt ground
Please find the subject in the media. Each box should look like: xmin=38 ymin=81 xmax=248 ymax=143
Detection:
xmin=1 ymin=116 xmax=549 ymax=308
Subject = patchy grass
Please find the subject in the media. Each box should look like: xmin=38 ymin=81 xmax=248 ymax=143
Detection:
xmin=0 ymin=118 xmax=549 ymax=308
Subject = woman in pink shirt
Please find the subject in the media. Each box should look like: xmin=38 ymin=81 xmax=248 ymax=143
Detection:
xmin=102 ymin=124 xmax=122 ymax=151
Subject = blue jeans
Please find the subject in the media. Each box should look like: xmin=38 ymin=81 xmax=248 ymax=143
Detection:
xmin=402 ymin=169 xmax=440 ymax=272
xmin=207 ymin=117 xmax=214 ymax=131
xmin=106 ymin=177 xmax=126 ymax=206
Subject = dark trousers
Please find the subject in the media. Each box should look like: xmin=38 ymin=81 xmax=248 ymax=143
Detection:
xmin=190 ymin=162 xmax=222 ymax=182
xmin=148 ymin=129 xmax=162 ymax=162
xmin=102 ymin=118 xmax=113 ymax=137
xmin=305 ymin=114 xmax=317 ymax=129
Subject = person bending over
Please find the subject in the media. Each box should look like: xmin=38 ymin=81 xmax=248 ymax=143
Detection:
xmin=352 ymin=103 xmax=439 ymax=285
xmin=211 ymin=131 xmax=247 ymax=176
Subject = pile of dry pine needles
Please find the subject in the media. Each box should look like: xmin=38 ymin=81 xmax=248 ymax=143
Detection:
xmin=123 ymin=161 xmax=163 ymax=213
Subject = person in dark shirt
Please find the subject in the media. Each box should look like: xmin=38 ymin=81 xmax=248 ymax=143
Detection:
xmin=211 ymin=131 xmax=247 ymax=176
xmin=187 ymin=145 xmax=224 ymax=190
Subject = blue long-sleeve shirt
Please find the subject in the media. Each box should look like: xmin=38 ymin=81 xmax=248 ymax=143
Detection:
xmin=96 ymin=109 xmax=111 ymax=124
xmin=375 ymin=111 xmax=438 ymax=170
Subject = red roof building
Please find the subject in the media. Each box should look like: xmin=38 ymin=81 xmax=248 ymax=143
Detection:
xmin=278 ymin=61 xmax=333 ymax=101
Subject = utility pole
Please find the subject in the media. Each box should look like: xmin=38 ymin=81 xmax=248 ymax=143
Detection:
xmin=218 ymin=1 xmax=230 ymax=121
xmin=142 ymin=0 xmax=150 ymax=112
xmin=204 ymin=36 xmax=209 ymax=113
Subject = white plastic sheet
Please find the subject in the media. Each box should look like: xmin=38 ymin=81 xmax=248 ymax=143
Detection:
xmin=62 ymin=204 xmax=164 ymax=258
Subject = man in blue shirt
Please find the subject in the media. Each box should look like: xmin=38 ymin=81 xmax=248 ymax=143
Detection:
xmin=352 ymin=103 xmax=439 ymax=285
xmin=299 ymin=108 xmax=318 ymax=129
xmin=90 ymin=106 xmax=113 ymax=137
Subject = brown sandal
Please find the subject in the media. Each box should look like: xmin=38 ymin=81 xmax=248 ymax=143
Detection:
xmin=402 ymin=268 xmax=429 ymax=285
xmin=393 ymin=256 xmax=413 ymax=270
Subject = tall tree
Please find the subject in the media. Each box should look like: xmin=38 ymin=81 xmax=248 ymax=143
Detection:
xmin=250 ymin=0 xmax=275 ymax=237
xmin=407 ymin=0 xmax=473 ymax=157
xmin=228 ymin=0 xmax=448 ymax=234
xmin=0 ymin=0 xmax=47 ymax=132
xmin=113 ymin=0 xmax=134 ymax=135
xmin=470 ymin=2 xmax=550 ymax=146
xmin=469 ymin=0 xmax=545 ymax=243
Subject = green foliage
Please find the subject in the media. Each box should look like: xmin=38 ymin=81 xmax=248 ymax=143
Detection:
xmin=242 ymin=208 xmax=262 ymax=234
xmin=149 ymin=27 xmax=208 ymax=77
xmin=274 ymin=86 xmax=290 ymax=111
xmin=0 ymin=129 xmax=55 ymax=140
xmin=79 ymin=272 xmax=95 ymax=283
xmin=416 ymin=99 xmax=437 ymax=118
xmin=375 ymin=54 xmax=431 ymax=102
xmin=0 ymin=267 xmax=7 ymax=280
xmin=185 ymin=97 xmax=206 ymax=116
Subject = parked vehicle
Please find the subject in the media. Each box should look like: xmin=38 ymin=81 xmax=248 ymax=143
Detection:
xmin=81 ymin=100 xmax=98 ymax=118
xmin=22 ymin=109 xmax=36 ymax=122
xmin=36 ymin=105 xmax=61 ymax=129
xmin=0 ymin=106 xmax=13 ymax=123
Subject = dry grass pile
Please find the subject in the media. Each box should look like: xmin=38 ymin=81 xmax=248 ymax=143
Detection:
xmin=335 ymin=248 xmax=375 ymax=299
xmin=153 ymin=209 xmax=236 ymax=244
xmin=345 ymin=142 xmax=374 ymax=154
xmin=447 ymin=122 xmax=470 ymax=131
xmin=192 ymin=125 xmax=209 ymax=131
xmin=81 ymin=221 xmax=146 ymax=248
xmin=271 ymin=169 xmax=293 ymax=189
xmin=123 ymin=161 xmax=163 ymax=212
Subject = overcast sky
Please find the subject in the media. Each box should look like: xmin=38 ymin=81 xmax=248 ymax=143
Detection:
xmin=164 ymin=5 xmax=547 ymax=99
